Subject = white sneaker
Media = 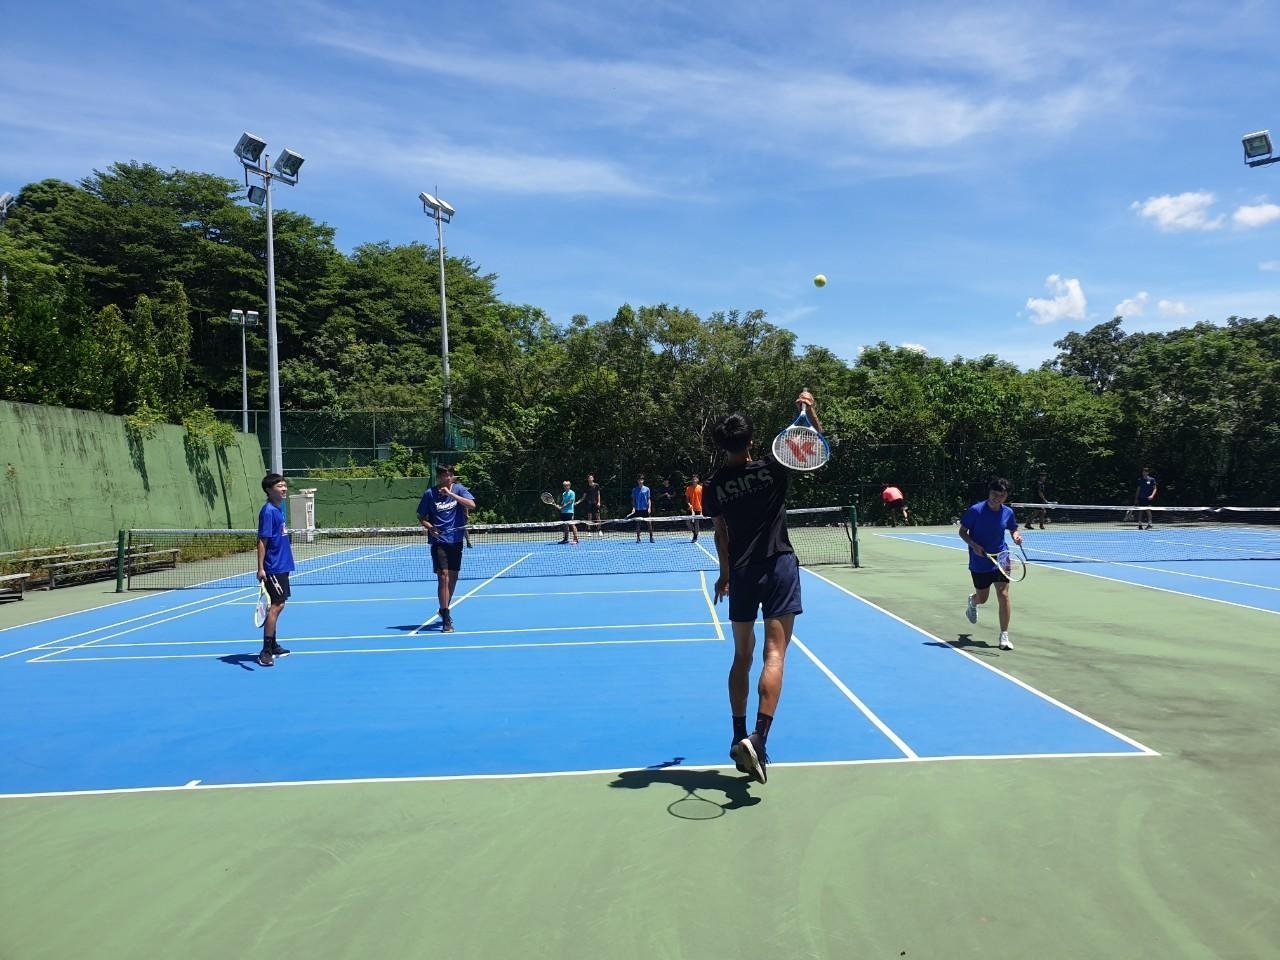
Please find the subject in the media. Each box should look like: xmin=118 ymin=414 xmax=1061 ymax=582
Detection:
xmin=999 ymin=632 xmax=1013 ymax=650
xmin=965 ymin=595 xmax=978 ymax=624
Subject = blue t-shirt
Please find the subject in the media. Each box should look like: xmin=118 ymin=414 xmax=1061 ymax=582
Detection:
xmin=560 ymin=488 xmax=576 ymax=516
xmin=631 ymin=484 xmax=652 ymax=511
xmin=960 ymin=500 xmax=1019 ymax=572
xmin=1136 ymin=475 xmax=1158 ymax=501
xmin=417 ymin=482 xmax=474 ymax=545
xmin=257 ymin=501 xmax=296 ymax=574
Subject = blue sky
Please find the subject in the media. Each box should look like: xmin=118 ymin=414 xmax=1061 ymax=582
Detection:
xmin=3 ymin=0 xmax=1279 ymax=368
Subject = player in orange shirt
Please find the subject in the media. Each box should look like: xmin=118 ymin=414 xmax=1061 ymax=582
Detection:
xmin=881 ymin=483 xmax=909 ymax=526
xmin=685 ymin=474 xmax=704 ymax=542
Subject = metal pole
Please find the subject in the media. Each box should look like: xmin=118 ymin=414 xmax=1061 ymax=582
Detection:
xmin=240 ymin=316 xmax=249 ymax=434
xmin=264 ymin=159 xmax=283 ymax=475
xmin=436 ymin=212 xmax=452 ymax=450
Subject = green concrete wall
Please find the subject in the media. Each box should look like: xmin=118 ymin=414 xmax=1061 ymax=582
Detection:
xmin=289 ymin=477 xmax=430 ymax=527
xmin=0 ymin=401 xmax=267 ymax=551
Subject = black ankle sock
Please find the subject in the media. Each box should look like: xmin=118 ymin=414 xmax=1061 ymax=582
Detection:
xmin=754 ymin=712 xmax=774 ymax=743
xmin=732 ymin=715 xmax=748 ymax=741
xmin=262 ymin=634 xmax=274 ymax=650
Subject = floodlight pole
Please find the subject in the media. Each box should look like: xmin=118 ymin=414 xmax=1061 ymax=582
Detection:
xmin=420 ymin=193 xmax=455 ymax=450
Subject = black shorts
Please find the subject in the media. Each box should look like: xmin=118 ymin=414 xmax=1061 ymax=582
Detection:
xmin=632 ymin=509 xmax=651 ymax=519
xmin=263 ymin=572 xmax=291 ymax=603
xmin=1137 ymin=497 xmax=1154 ymax=507
xmin=885 ymin=499 xmax=907 ymax=511
xmin=729 ymin=552 xmax=803 ymax=622
xmin=560 ymin=512 xmax=576 ymax=523
xmin=970 ymin=570 xmax=1005 ymax=590
xmin=431 ymin=541 xmax=464 ymax=573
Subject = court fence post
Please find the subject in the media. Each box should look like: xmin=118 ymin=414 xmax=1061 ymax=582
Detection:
xmin=849 ymin=506 xmax=860 ymax=567
xmin=114 ymin=530 xmax=127 ymax=593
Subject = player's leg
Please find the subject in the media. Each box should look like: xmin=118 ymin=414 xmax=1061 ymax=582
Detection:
xmin=994 ymin=579 xmax=1013 ymax=648
xmin=259 ymin=573 xmax=291 ymax=665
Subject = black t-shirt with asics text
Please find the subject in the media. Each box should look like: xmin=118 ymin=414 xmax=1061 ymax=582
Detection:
xmin=702 ymin=454 xmax=792 ymax=569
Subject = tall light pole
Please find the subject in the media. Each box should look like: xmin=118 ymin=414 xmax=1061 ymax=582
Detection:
xmin=419 ymin=192 xmax=456 ymax=449
xmin=228 ymin=309 xmax=260 ymax=433
xmin=234 ymin=133 xmax=304 ymax=475
xmin=0 ymin=192 xmax=14 ymax=295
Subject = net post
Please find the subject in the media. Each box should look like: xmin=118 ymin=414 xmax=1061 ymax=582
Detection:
xmin=849 ymin=505 xmax=860 ymax=567
xmin=115 ymin=530 xmax=127 ymax=592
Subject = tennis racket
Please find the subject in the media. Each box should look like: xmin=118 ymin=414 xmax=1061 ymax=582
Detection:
xmin=253 ymin=583 xmax=270 ymax=628
xmin=540 ymin=491 xmax=556 ymax=505
xmin=771 ymin=405 xmax=830 ymax=471
xmin=987 ymin=545 xmax=1028 ymax=583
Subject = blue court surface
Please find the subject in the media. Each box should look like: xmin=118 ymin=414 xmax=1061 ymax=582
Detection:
xmin=0 ymin=567 xmax=1154 ymax=797
xmin=883 ymin=531 xmax=1280 ymax=615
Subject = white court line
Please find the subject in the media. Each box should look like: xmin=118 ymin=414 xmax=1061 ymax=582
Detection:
xmin=26 ymin=592 xmax=253 ymax=663
xmin=0 ymin=588 xmax=254 ymax=661
xmin=801 ymin=567 xmax=1160 ymax=756
xmin=41 ymin=620 xmax=722 ymax=651
xmin=880 ymin=533 xmax=1280 ymax=616
xmin=0 ymin=750 xmax=1155 ymax=800
xmin=409 ymin=552 xmax=537 ymax=635
xmin=698 ymin=570 xmax=726 ymax=643
xmin=792 ymin=633 xmax=918 ymax=759
xmin=33 ymin=635 xmax=720 ymax=664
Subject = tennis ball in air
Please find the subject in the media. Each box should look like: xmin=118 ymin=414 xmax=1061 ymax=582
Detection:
xmin=813 ymin=274 xmax=827 ymax=288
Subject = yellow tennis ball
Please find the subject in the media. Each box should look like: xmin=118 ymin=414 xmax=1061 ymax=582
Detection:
xmin=813 ymin=274 xmax=827 ymax=288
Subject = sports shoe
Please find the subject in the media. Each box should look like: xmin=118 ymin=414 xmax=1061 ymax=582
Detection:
xmin=731 ymin=733 xmax=768 ymax=784
xmin=257 ymin=649 xmax=274 ymax=667
xmin=965 ymin=595 xmax=978 ymax=624
xmin=729 ymin=741 xmax=750 ymax=774
xmin=441 ymin=617 xmax=455 ymax=633
xmin=269 ymin=642 xmax=290 ymax=658
xmin=999 ymin=632 xmax=1013 ymax=650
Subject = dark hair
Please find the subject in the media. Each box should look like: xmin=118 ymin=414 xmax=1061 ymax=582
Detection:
xmin=436 ymin=463 xmax=454 ymax=475
xmin=261 ymin=472 xmax=285 ymax=493
xmin=711 ymin=412 xmax=753 ymax=453
xmin=988 ymin=476 xmax=1011 ymax=493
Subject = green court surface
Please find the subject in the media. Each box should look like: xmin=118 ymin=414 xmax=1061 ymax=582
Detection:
xmin=2 ymin=529 xmax=1278 ymax=959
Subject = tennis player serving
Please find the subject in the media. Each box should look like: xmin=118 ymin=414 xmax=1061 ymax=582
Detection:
xmin=417 ymin=464 xmax=476 ymax=633
xmin=959 ymin=477 xmax=1023 ymax=651
xmin=704 ymin=389 xmax=823 ymax=786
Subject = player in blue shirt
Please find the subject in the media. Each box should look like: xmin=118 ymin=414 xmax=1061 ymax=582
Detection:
xmin=256 ymin=473 xmax=296 ymax=667
xmin=417 ymin=464 xmax=476 ymax=633
xmin=959 ymin=477 xmax=1024 ymax=651
xmin=1134 ymin=467 xmax=1159 ymax=530
xmin=556 ymin=479 xmax=580 ymax=545
xmin=630 ymin=475 xmax=655 ymax=543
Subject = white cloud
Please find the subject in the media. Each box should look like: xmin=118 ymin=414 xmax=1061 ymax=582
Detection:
xmin=1260 ymin=261 xmax=1280 ymax=272
xmin=1114 ymin=290 xmax=1149 ymax=317
xmin=1026 ymin=274 xmax=1087 ymax=325
xmin=1232 ymin=203 xmax=1280 ymax=229
xmin=1130 ymin=192 xmax=1224 ymax=232
xmin=901 ymin=342 xmax=929 ymax=354
xmin=1157 ymin=299 xmax=1190 ymax=316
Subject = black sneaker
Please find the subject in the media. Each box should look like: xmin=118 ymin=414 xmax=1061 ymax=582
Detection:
xmin=729 ymin=741 xmax=750 ymax=774
xmin=270 ymin=643 xmax=290 ymax=658
xmin=257 ymin=649 xmax=274 ymax=668
xmin=441 ymin=617 xmax=455 ymax=633
xmin=731 ymin=734 xmax=768 ymax=784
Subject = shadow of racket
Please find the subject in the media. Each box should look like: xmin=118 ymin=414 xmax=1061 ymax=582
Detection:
xmin=608 ymin=762 xmax=762 ymax=818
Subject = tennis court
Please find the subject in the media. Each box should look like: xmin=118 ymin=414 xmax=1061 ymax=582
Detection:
xmin=2 ymin=511 xmax=1278 ymax=958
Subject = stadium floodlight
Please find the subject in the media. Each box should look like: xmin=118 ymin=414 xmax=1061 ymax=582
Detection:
xmin=228 ymin=309 xmax=261 ymax=434
xmin=273 ymin=148 xmax=305 ymax=182
xmin=0 ymin=192 xmax=14 ymax=223
xmin=234 ymin=132 xmax=268 ymax=166
xmin=1242 ymin=129 xmax=1278 ymax=168
xmin=420 ymin=190 xmax=456 ymax=448
xmin=232 ymin=131 xmax=305 ymax=475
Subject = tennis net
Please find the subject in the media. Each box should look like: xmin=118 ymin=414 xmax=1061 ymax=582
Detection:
xmin=121 ymin=507 xmax=856 ymax=590
xmin=1010 ymin=503 xmax=1280 ymax=563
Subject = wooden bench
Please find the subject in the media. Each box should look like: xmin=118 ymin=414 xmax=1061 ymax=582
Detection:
xmin=0 ymin=572 xmax=31 ymax=600
xmin=46 ymin=547 xmax=175 ymax=589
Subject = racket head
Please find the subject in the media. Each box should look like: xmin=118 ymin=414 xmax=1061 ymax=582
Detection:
xmin=771 ymin=423 xmax=831 ymax=471
xmin=540 ymin=491 xmax=555 ymax=505
xmin=992 ymin=549 xmax=1028 ymax=583
xmin=253 ymin=584 xmax=270 ymax=628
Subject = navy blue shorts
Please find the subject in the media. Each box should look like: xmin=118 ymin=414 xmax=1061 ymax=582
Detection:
xmin=728 ymin=552 xmax=802 ymax=622
xmin=431 ymin=541 xmax=464 ymax=573
xmin=970 ymin=570 xmax=1004 ymax=590
xmin=263 ymin=572 xmax=291 ymax=603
